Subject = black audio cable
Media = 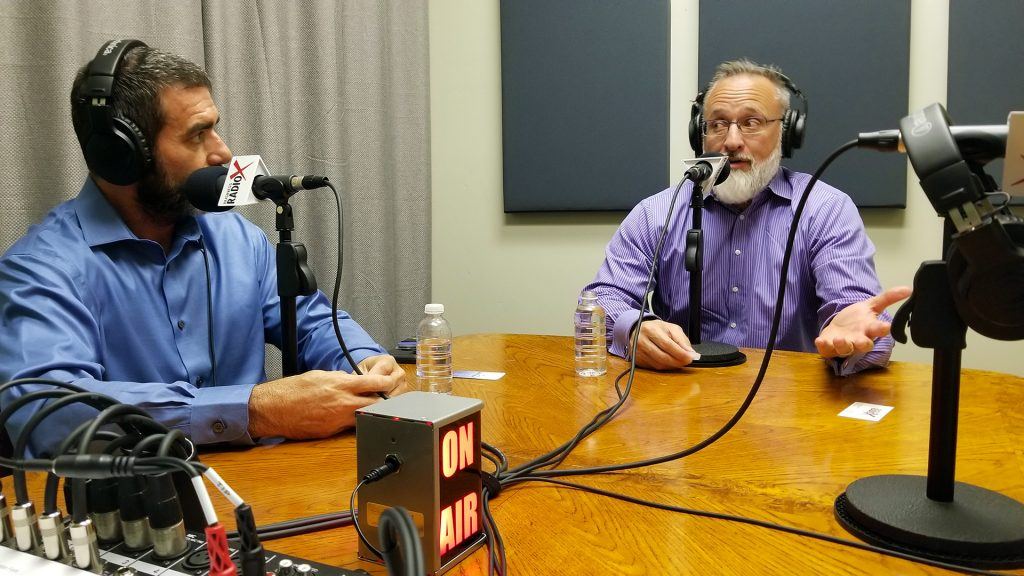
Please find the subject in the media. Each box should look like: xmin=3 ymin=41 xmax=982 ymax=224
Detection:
xmin=503 ymin=476 xmax=1004 ymax=576
xmin=350 ymin=454 xmax=404 ymax=560
xmin=0 ymin=386 xmax=114 ymax=554
xmin=322 ymin=180 xmax=374 ymax=382
xmin=0 ymin=452 xmax=206 ymax=478
xmin=102 ymin=432 xmax=144 ymax=456
xmin=481 ymin=484 xmax=506 ymax=576
xmin=499 ymin=167 xmax=678 ymax=483
xmin=481 ymin=441 xmax=508 ymax=475
xmin=11 ymin=391 xmax=123 ymax=502
xmin=227 ymin=509 xmax=354 ymax=541
xmin=377 ymin=507 xmax=425 ymax=576
xmin=199 ymin=236 xmax=219 ymax=387
xmin=46 ymin=420 xmax=125 ymax=514
xmin=44 ymin=420 xmax=168 ymax=515
xmin=351 ymin=479 xmax=381 ymax=558
xmin=2 ymin=389 xmax=78 ymax=502
xmin=240 ymin=513 xmax=354 ymax=541
xmin=73 ymin=405 xmax=163 ymax=523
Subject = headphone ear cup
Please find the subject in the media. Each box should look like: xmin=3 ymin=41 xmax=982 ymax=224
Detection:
xmin=780 ymin=112 xmax=792 ymax=158
xmin=84 ymin=117 xmax=151 ymax=186
xmin=688 ymin=100 xmax=704 ymax=155
xmin=946 ymin=218 xmax=1024 ymax=341
xmin=788 ymin=109 xmax=806 ymax=153
xmin=780 ymin=108 xmax=805 ymax=158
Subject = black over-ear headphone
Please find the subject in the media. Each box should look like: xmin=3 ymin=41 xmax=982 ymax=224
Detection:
xmin=900 ymin=103 xmax=1024 ymax=341
xmin=688 ymin=71 xmax=807 ymax=158
xmin=76 ymin=39 xmax=152 ymax=186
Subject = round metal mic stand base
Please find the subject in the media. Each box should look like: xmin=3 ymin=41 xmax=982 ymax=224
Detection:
xmin=688 ymin=341 xmax=746 ymax=367
xmin=835 ymin=474 xmax=1024 ymax=569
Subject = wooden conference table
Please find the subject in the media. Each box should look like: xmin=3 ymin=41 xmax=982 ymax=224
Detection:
xmin=9 ymin=334 xmax=1024 ymax=574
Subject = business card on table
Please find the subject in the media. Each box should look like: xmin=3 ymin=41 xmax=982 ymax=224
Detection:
xmin=838 ymin=402 xmax=893 ymax=422
xmin=453 ymin=370 xmax=505 ymax=380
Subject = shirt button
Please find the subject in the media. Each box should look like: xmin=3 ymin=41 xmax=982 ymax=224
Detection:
xmin=729 ymin=322 xmax=737 ymax=329
xmin=177 ymin=320 xmax=186 ymax=330
xmin=734 ymin=249 xmax=742 ymax=256
xmin=196 ymin=376 xmax=205 ymax=386
xmin=731 ymin=286 xmax=739 ymax=293
xmin=739 ymin=214 xmax=745 ymax=220
xmin=212 ymin=420 xmax=226 ymax=434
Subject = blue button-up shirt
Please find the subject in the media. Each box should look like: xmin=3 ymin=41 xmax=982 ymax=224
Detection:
xmin=585 ymin=168 xmax=893 ymax=375
xmin=0 ymin=178 xmax=385 ymax=456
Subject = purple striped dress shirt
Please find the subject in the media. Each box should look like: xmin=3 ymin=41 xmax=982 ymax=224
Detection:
xmin=585 ymin=167 xmax=894 ymax=375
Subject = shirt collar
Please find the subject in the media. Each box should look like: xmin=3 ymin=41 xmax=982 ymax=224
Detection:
xmin=763 ymin=167 xmax=796 ymax=203
xmin=74 ymin=177 xmax=202 ymax=248
xmin=708 ymin=167 xmax=794 ymax=210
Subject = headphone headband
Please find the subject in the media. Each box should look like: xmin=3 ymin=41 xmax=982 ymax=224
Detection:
xmin=688 ymin=69 xmax=808 ymax=158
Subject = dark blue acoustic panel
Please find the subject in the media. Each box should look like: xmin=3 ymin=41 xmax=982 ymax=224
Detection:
xmin=948 ymin=0 xmax=1024 ymax=198
xmin=698 ymin=0 xmax=911 ymax=208
xmin=500 ymin=0 xmax=669 ymax=212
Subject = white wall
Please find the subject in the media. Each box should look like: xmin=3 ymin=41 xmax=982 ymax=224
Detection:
xmin=429 ymin=0 xmax=1024 ymax=376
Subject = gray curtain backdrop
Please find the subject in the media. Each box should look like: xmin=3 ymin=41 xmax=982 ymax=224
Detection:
xmin=0 ymin=0 xmax=430 ymax=379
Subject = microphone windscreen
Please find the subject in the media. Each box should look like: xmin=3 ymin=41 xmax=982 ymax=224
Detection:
xmin=183 ymin=166 xmax=230 ymax=213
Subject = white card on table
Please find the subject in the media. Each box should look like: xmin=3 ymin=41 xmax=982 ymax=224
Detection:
xmin=838 ymin=402 xmax=893 ymax=422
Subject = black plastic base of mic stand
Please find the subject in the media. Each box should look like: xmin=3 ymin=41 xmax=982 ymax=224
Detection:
xmin=835 ymin=475 xmax=1024 ymax=568
xmin=689 ymin=341 xmax=746 ymax=367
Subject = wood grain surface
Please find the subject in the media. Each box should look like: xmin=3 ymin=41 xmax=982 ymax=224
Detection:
xmin=7 ymin=334 xmax=1023 ymax=575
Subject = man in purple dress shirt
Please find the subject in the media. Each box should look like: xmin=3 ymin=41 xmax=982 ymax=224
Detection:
xmin=586 ymin=60 xmax=910 ymax=375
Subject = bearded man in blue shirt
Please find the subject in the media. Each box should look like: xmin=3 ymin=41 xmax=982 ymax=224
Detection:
xmin=0 ymin=41 xmax=408 ymax=457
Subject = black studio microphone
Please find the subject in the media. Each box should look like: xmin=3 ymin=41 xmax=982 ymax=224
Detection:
xmin=858 ymin=125 xmax=1008 ymax=164
xmin=684 ymin=151 xmax=732 ymax=184
xmin=182 ymin=165 xmax=330 ymax=212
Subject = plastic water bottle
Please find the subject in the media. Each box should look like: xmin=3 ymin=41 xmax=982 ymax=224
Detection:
xmin=416 ymin=303 xmax=453 ymax=393
xmin=575 ymin=291 xmax=607 ymax=377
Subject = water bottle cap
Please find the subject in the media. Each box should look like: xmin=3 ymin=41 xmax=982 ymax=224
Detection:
xmin=579 ymin=290 xmax=599 ymax=303
xmin=425 ymin=303 xmax=445 ymax=314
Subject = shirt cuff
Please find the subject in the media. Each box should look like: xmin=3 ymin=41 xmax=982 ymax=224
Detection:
xmin=610 ymin=308 xmax=660 ymax=359
xmin=610 ymin=309 xmax=640 ymax=358
xmin=831 ymin=344 xmax=893 ymax=376
xmin=832 ymin=353 xmax=866 ymax=376
xmin=190 ymin=383 xmax=257 ymax=445
xmin=345 ymin=348 xmax=386 ymax=372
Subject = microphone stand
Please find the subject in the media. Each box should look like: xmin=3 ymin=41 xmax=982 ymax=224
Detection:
xmin=273 ymin=199 xmax=317 ymax=377
xmin=684 ymin=183 xmax=746 ymax=367
xmin=834 ymin=167 xmax=1024 ymax=568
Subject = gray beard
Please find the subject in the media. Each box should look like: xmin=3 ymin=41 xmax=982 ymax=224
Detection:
xmin=711 ymin=145 xmax=782 ymax=206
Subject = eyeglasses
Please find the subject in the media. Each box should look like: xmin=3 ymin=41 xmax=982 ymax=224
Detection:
xmin=701 ymin=116 xmax=784 ymax=138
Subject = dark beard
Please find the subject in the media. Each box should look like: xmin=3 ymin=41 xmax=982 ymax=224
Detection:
xmin=136 ymin=163 xmax=195 ymax=225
